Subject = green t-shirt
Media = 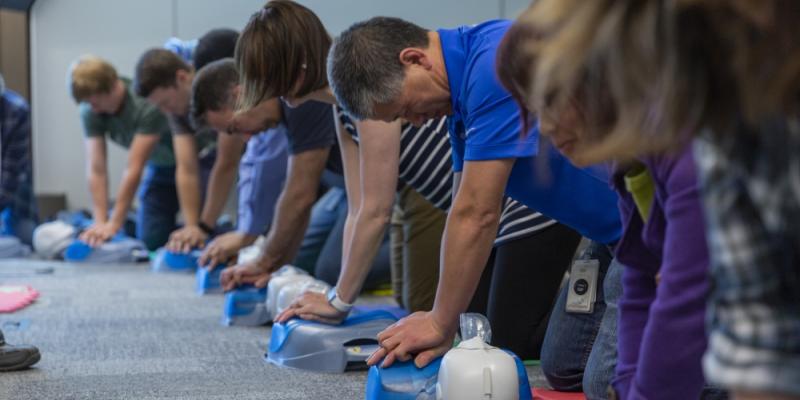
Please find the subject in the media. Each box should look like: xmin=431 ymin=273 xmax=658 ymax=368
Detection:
xmin=79 ymin=78 xmax=175 ymax=167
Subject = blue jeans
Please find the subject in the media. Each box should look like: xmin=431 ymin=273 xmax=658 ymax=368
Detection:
xmin=541 ymin=242 xmax=623 ymax=400
xmin=136 ymin=164 xmax=180 ymax=251
xmin=293 ymin=187 xmax=391 ymax=289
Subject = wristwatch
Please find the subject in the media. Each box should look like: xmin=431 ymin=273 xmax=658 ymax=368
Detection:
xmin=327 ymin=287 xmax=354 ymax=313
xmin=198 ymin=221 xmax=215 ymax=235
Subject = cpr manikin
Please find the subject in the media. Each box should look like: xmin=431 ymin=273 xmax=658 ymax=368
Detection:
xmin=365 ymin=314 xmax=531 ymax=400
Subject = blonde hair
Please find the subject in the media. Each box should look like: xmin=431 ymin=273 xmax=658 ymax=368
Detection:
xmin=521 ymin=0 xmax=800 ymax=162
xmin=68 ymin=55 xmax=119 ymax=103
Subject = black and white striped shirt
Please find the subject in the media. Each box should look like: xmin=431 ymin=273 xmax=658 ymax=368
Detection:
xmin=338 ymin=110 xmax=556 ymax=246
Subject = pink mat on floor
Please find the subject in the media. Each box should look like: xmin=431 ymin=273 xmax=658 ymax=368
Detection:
xmin=532 ymin=388 xmax=586 ymax=400
xmin=0 ymin=285 xmax=39 ymax=313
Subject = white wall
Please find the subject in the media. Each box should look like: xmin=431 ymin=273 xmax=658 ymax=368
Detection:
xmin=30 ymin=0 xmax=531 ymax=210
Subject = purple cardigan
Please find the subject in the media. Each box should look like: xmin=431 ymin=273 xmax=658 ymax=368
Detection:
xmin=610 ymin=147 xmax=710 ymax=399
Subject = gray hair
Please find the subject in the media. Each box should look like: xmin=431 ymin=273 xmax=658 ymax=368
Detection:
xmin=0 ymin=73 xmax=5 ymax=95
xmin=328 ymin=17 xmax=429 ymax=120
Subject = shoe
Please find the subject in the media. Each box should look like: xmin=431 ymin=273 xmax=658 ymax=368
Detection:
xmin=0 ymin=330 xmax=40 ymax=371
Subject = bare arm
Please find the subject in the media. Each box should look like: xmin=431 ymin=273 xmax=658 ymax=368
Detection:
xmin=172 ymin=134 xmax=202 ymax=227
xmin=368 ymin=159 xmax=513 ymax=368
xmin=106 ymin=133 xmax=159 ymax=230
xmin=85 ymin=137 xmax=109 ymax=224
xmin=257 ymin=147 xmax=330 ymax=272
xmin=199 ymin=131 xmax=245 ymax=227
xmin=273 ymin=118 xmax=402 ymax=324
xmin=336 ymin=119 xmax=402 ymax=303
xmin=431 ymin=159 xmax=511 ymax=331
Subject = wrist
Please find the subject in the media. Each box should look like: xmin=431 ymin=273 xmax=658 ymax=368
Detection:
xmin=254 ymin=253 xmax=278 ymax=272
xmin=198 ymin=221 xmax=215 ymax=235
xmin=327 ymin=286 xmax=354 ymax=313
xmin=429 ymin=308 xmax=459 ymax=335
xmin=107 ymin=215 xmax=124 ymax=229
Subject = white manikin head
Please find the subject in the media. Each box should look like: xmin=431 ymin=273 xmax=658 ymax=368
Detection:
xmin=436 ymin=337 xmax=519 ymax=400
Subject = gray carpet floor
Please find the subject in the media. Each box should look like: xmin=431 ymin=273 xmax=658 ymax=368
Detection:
xmin=0 ymin=259 xmax=547 ymax=399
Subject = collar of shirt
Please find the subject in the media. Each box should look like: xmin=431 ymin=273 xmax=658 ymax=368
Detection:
xmin=437 ymin=27 xmax=467 ymax=124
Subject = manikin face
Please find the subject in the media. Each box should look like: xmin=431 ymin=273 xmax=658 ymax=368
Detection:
xmin=146 ymin=70 xmax=192 ymax=116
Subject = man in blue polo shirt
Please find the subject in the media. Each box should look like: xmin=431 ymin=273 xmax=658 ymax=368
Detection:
xmin=329 ymin=18 xmax=622 ymax=397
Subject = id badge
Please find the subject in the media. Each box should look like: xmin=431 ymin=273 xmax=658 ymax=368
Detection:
xmin=566 ymin=259 xmax=600 ymax=314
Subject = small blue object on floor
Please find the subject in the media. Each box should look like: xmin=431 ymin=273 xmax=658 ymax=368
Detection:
xmin=64 ymin=234 xmax=146 ymax=263
xmin=151 ymin=248 xmax=201 ymax=273
xmin=195 ymin=265 xmax=225 ymax=295
xmin=266 ymin=309 xmax=400 ymax=373
xmin=365 ymin=357 xmax=442 ymax=400
xmin=222 ymin=285 xmax=269 ymax=326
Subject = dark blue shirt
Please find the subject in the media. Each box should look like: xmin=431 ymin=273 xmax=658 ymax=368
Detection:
xmin=439 ymin=20 xmax=621 ymax=244
xmin=0 ymin=89 xmax=37 ymax=225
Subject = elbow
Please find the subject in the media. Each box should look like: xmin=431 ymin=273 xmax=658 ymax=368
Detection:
xmin=450 ymin=202 xmax=501 ymax=232
xmin=291 ymin=189 xmax=319 ymax=212
xmin=214 ymin=156 xmax=239 ymax=173
xmin=356 ymin=204 xmax=393 ymax=227
xmin=124 ymin=163 xmax=146 ymax=180
xmin=87 ymin=166 xmax=106 ymax=181
xmin=176 ymin=161 xmax=198 ymax=176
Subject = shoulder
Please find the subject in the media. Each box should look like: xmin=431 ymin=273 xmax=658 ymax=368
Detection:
xmin=461 ymin=22 xmax=513 ymax=114
xmin=646 ymin=146 xmax=700 ymax=194
xmin=2 ymin=90 xmax=30 ymax=114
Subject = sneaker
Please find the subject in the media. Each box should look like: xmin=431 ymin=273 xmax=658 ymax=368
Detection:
xmin=0 ymin=330 xmax=40 ymax=371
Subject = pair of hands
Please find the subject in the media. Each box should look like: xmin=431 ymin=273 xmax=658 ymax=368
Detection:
xmin=79 ymin=221 xmax=121 ymax=247
xmin=274 ymin=298 xmax=458 ymax=369
xmin=366 ymin=311 xmax=456 ymax=369
xmin=273 ymin=291 xmax=348 ymax=325
xmin=169 ymin=229 xmax=252 ymax=270
xmin=165 ymin=225 xmax=208 ymax=254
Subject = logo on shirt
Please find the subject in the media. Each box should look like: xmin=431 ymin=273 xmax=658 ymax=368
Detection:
xmin=464 ymin=127 xmax=477 ymax=138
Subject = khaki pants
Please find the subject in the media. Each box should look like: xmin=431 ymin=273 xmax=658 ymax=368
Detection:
xmin=389 ymin=185 xmax=447 ymax=312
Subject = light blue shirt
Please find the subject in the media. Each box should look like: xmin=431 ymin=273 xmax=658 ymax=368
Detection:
xmin=237 ymin=127 xmax=289 ymax=235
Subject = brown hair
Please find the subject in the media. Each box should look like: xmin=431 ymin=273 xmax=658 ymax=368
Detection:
xmin=68 ymin=55 xmax=119 ymax=103
xmin=235 ymin=0 xmax=331 ymax=110
xmin=133 ymin=48 xmax=191 ymax=98
xmin=190 ymin=58 xmax=239 ymax=128
xmin=521 ymin=0 xmax=800 ymax=160
xmin=497 ymin=7 xmax=619 ymax=162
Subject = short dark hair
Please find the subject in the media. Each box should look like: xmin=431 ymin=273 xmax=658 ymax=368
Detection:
xmin=194 ymin=28 xmax=240 ymax=71
xmin=328 ymin=17 xmax=429 ymax=119
xmin=236 ymin=0 xmax=331 ymax=109
xmin=190 ymin=58 xmax=239 ymax=128
xmin=134 ymin=48 xmax=191 ymax=98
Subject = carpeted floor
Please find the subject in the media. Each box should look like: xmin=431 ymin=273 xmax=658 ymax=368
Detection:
xmin=0 ymin=258 xmax=547 ymax=399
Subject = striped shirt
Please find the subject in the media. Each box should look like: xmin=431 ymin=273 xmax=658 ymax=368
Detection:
xmin=338 ymin=110 xmax=555 ymax=246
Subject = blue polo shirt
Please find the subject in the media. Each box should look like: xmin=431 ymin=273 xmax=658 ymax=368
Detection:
xmin=439 ymin=20 xmax=621 ymax=244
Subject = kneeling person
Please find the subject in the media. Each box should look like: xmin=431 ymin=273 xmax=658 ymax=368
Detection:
xmin=69 ymin=56 xmax=177 ymax=250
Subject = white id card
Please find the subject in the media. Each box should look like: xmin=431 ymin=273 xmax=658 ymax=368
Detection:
xmin=566 ymin=259 xmax=600 ymax=314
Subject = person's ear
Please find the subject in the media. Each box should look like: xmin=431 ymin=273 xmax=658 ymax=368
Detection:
xmin=399 ymin=48 xmax=432 ymax=70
